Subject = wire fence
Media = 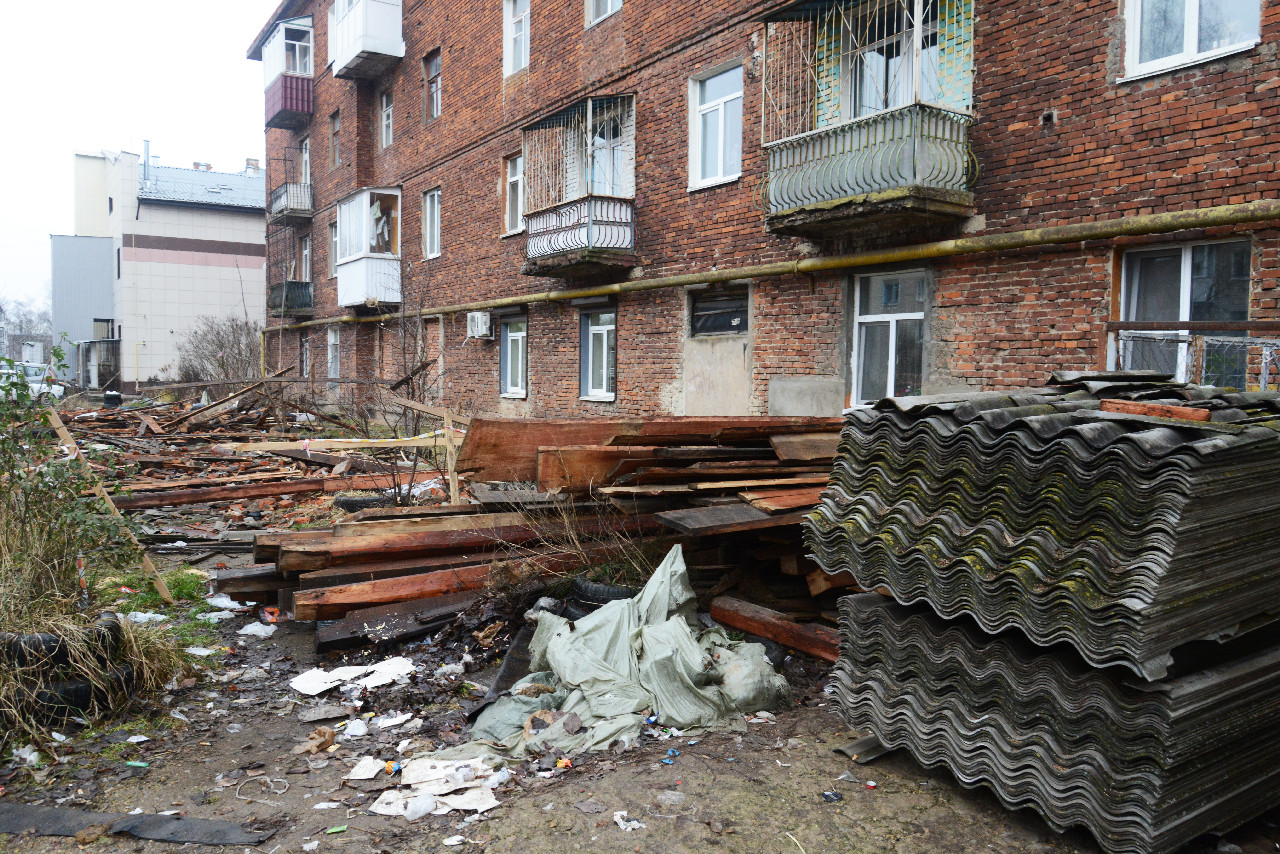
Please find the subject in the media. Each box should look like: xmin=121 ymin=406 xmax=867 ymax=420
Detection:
xmin=1116 ymin=331 xmax=1280 ymax=391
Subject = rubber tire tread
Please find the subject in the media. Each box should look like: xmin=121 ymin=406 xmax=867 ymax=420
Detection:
xmin=570 ymin=578 xmax=638 ymax=607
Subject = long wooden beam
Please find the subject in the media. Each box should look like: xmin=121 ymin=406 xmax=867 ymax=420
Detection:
xmin=219 ymin=435 xmax=448 ymax=453
xmin=709 ymin=597 xmax=838 ymax=663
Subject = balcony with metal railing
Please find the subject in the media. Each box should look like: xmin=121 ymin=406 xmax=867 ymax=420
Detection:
xmin=761 ymin=0 xmax=978 ymax=238
xmin=268 ymin=183 xmax=312 ymax=224
xmin=268 ymin=281 xmax=314 ymax=317
xmin=330 ymin=0 xmax=405 ymax=80
xmin=521 ymin=96 xmax=639 ymax=277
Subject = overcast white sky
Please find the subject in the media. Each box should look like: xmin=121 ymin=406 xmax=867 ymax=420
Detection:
xmin=1 ymin=0 xmax=275 ymax=308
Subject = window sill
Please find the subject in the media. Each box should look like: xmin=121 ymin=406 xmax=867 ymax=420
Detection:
xmin=579 ymin=394 xmax=616 ymax=403
xmin=500 ymin=391 xmax=527 ymax=400
xmin=585 ymin=10 xmax=619 ymax=29
xmin=1118 ymin=40 xmax=1259 ymax=83
xmin=688 ymin=174 xmax=741 ymax=193
xmin=423 ymin=253 xmax=442 ymax=261
xmin=500 ymin=228 xmax=526 ymax=239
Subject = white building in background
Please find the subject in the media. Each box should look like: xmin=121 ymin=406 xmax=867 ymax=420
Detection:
xmin=51 ymin=146 xmax=266 ymax=391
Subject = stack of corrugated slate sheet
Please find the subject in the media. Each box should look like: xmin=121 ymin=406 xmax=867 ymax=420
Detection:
xmin=806 ymin=372 xmax=1280 ymax=853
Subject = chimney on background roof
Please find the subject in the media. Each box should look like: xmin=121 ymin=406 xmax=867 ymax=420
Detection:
xmin=193 ymin=162 xmax=212 ymax=171
xmin=245 ymin=158 xmax=261 ymax=175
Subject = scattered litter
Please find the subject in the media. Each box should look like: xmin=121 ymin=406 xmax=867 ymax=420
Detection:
xmin=821 ymin=791 xmax=843 ymax=803
xmin=50 ymin=732 xmax=68 ymax=743
xmin=126 ymin=735 xmax=150 ymax=744
xmin=404 ymin=794 xmax=438 ymax=821
xmin=302 ymin=842 xmax=320 ymax=852
xmin=372 ymin=711 xmax=413 ymax=731
xmin=442 ymin=837 xmax=467 ymax=846
xmin=613 ymin=811 xmax=646 ymax=831
xmin=184 ymin=647 xmax=217 ymax=657
xmin=836 ymin=772 xmax=859 ymax=783
xmin=226 ymin=724 xmax=242 ymax=734
xmin=340 ymin=719 xmax=368 ymax=739
xmin=661 ymin=759 xmax=674 ymax=766
xmin=667 ymin=749 xmax=680 ymax=757
xmin=345 ymin=756 xmax=385 ymax=781
xmin=197 ymin=610 xmax=236 ymax=623
xmin=289 ymin=658 xmax=416 ymax=696
xmin=127 ymin=612 xmax=167 ymax=624
xmin=575 ymin=798 xmax=606 ymax=814
xmin=125 ymin=762 xmax=149 ymax=768
xmin=170 ymin=710 xmax=190 ymax=723
xmin=313 ymin=802 xmax=341 ymax=810
xmin=237 ymin=622 xmax=276 ymax=638
xmin=299 ymin=704 xmax=349 ymax=723
xmin=205 ymin=594 xmax=249 ymax=610
xmin=293 ymin=727 xmax=336 ymax=755
xmin=13 ymin=745 xmax=40 ymax=766
xmin=746 ymin=711 xmax=777 ymax=724
xmin=865 ymin=781 xmax=877 ymax=790
xmin=325 ymin=825 xmax=347 ymax=835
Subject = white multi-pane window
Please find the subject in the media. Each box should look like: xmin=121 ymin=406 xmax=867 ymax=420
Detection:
xmin=328 ymin=221 xmax=338 ymax=276
xmin=424 ymin=51 xmax=442 ymax=122
xmin=299 ymin=236 xmax=311 ymax=282
xmin=500 ymin=318 xmax=528 ymax=397
xmin=337 ymin=190 xmax=400 ymax=261
xmin=284 ymin=26 xmax=313 ymax=75
xmin=852 ymin=271 xmax=928 ymax=404
xmin=690 ymin=66 xmax=743 ymax=188
xmin=300 ymin=137 xmax=310 ymax=184
xmin=505 ymin=0 xmax=530 ymax=76
xmin=1126 ymin=0 xmax=1260 ymax=77
xmin=423 ymin=188 xmax=442 ymax=259
xmin=580 ymin=309 xmax=616 ymax=400
xmin=588 ymin=0 xmax=622 ymax=26
xmin=1120 ymin=240 xmax=1251 ymax=386
xmin=505 ymin=154 xmax=524 ymax=233
xmin=380 ymin=92 xmax=394 ymax=148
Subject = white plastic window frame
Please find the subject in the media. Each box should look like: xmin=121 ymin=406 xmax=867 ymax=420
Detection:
xmin=300 ymin=330 xmax=311 ymax=378
xmin=587 ymin=0 xmax=622 ymax=28
xmin=299 ymin=236 xmax=312 ymax=282
xmin=504 ymin=0 xmax=531 ymax=77
xmin=300 ymin=137 xmax=310 ymax=185
xmin=326 ymin=326 xmax=341 ymax=382
xmin=1116 ymin=238 xmax=1252 ymax=380
xmin=284 ymin=26 xmax=314 ymax=75
xmin=500 ymin=318 xmax=528 ymax=398
xmin=850 ymin=271 xmax=928 ymax=406
xmin=688 ymin=62 xmax=744 ymax=191
xmin=380 ymin=91 xmax=394 ymax=149
xmin=505 ymin=154 xmax=525 ymax=234
xmin=336 ymin=188 xmax=401 ymax=264
xmin=328 ymin=221 xmax=338 ymax=277
xmin=580 ymin=309 xmax=617 ymax=401
xmin=1122 ymin=0 xmax=1261 ymax=81
xmin=423 ymin=188 xmax=442 ymax=259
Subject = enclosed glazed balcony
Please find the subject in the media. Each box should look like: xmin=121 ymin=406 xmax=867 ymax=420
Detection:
xmin=262 ymin=19 xmax=314 ymax=129
xmin=761 ymin=0 xmax=977 ymax=239
xmin=521 ymin=96 xmax=638 ymax=277
xmin=335 ymin=188 xmax=401 ymax=306
xmin=268 ymin=183 xmax=313 ymax=225
xmin=330 ymin=0 xmax=406 ymax=81
xmin=268 ymin=281 xmax=315 ymax=317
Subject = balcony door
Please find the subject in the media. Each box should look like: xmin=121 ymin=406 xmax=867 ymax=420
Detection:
xmin=300 ymin=138 xmax=310 ymax=185
xmin=842 ymin=0 xmax=941 ymax=119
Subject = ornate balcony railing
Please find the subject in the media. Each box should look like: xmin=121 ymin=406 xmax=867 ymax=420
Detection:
xmin=268 ymin=183 xmax=312 ymax=223
xmin=764 ymin=104 xmax=975 ymax=215
xmin=525 ymin=196 xmax=634 ymax=260
xmin=268 ymin=281 xmax=314 ymax=314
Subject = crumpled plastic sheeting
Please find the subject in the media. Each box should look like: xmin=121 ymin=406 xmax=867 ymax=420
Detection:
xmin=461 ymin=544 xmax=789 ymax=757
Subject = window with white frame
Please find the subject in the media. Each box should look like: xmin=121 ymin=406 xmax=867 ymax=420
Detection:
xmin=852 ymin=271 xmax=927 ymax=404
xmin=330 ymin=111 xmax=341 ymax=167
xmin=300 ymin=330 xmax=311 ymax=378
xmin=300 ymin=137 xmax=310 ymax=184
xmin=336 ymin=190 xmax=400 ymax=263
xmin=500 ymin=317 xmax=528 ymax=396
xmin=327 ymin=326 xmax=341 ymax=386
xmin=580 ymin=308 xmax=616 ymax=400
xmin=1126 ymin=0 xmax=1260 ymax=77
xmin=691 ymin=65 xmax=743 ymax=188
xmin=505 ymin=154 xmax=524 ymax=233
xmin=505 ymin=0 xmax=530 ymax=76
xmin=285 ymin=26 xmax=313 ymax=75
xmin=422 ymin=188 xmax=441 ymax=258
xmin=380 ymin=92 xmax=394 ymax=148
xmin=299 ymin=236 xmax=311 ymax=282
xmin=424 ymin=51 xmax=442 ymax=123
xmin=588 ymin=0 xmax=622 ymax=26
xmin=1120 ymin=240 xmax=1251 ymax=386
xmin=329 ymin=221 xmax=338 ymax=276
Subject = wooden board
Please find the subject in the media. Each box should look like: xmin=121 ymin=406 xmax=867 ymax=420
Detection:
xmin=456 ymin=418 xmax=642 ymax=482
xmin=1099 ymin=399 xmax=1212 ymax=422
xmin=623 ymin=465 xmax=829 ymax=485
xmin=219 ymin=435 xmax=448 ymax=453
xmin=806 ymin=568 xmax=861 ymax=597
xmin=709 ymin=596 xmax=839 ymax=663
xmin=770 ymin=432 xmax=842 ymax=463
xmin=298 ymin=550 xmax=531 ymax=589
xmin=293 ymin=565 xmax=492 ymax=621
xmin=387 ymin=395 xmax=473 ymax=427
xmin=331 ymin=511 xmax=529 ymax=538
xmin=535 ymin=445 xmax=660 ymax=493
xmin=689 ymin=475 xmax=830 ymax=492
xmin=739 ymin=487 xmax=826 ymax=514
xmin=655 ymin=504 xmax=810 ymax=536
xmin=113 ymin=470 xmax=438 ymax=510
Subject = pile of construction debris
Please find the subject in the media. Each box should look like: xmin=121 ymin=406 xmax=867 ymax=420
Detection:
xmin=808 ymin=372 xmax=1280 ymax=854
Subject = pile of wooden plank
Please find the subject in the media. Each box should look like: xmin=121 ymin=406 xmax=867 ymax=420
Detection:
xmin=213 ymin=504 xmax=663 ymax=650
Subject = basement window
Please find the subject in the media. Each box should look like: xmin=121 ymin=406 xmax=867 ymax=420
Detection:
xmin=1125 ymin=0 xmax=1260 ymax=78
xmin=690 ymin=286 xmax=749 ymax=336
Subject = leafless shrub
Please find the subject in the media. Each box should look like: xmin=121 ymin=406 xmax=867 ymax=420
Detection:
xmin=174 ymin=316 xmax=263 ymax=385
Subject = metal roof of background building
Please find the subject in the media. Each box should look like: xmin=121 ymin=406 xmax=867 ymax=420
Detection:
xmin=137 ymin=165 xmax=265 ymax=211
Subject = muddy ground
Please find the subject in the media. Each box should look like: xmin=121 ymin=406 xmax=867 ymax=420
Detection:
xmin=3 ymin=561 xmax=1279 ymax=854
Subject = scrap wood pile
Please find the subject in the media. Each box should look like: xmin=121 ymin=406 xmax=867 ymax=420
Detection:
xmin=806 ymin=371 xmax=1280 ymax=854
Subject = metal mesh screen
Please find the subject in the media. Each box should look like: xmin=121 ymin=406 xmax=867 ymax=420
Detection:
xmin=523 ymin=96 xmax=635 ymax=214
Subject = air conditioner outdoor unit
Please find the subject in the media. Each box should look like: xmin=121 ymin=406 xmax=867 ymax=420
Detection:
xmin=466 ymin=311 xmax=493 ymax=339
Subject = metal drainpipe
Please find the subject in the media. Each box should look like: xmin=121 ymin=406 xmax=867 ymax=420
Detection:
xmin=262 ymin=198 xmax=1280 ymax=336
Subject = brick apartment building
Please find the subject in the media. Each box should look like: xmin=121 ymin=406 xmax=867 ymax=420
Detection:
xmin=249 ymin=0 xmax=1280 ymax=418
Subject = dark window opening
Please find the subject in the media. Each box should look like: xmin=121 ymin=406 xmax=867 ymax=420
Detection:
xmin=691 ymin=287 xmax=748 ymax=336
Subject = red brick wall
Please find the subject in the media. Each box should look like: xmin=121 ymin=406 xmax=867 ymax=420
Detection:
xmin=261 ymin=0 xmax=1280 ymax=413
